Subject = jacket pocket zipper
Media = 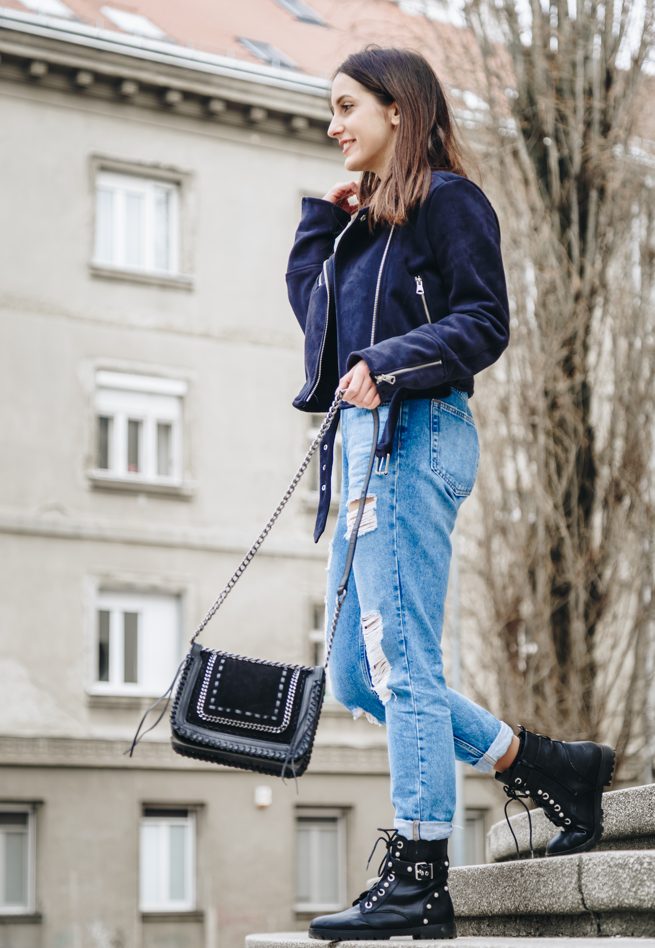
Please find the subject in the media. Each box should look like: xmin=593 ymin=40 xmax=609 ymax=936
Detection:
xmin=415 ymin=275 xmax=432 ymax=323
xmin=374 ymin=358 xmax=443 ymax=386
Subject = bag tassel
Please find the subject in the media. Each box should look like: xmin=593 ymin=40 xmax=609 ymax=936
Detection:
xmin=124 ymin=655 xmax=186 ymax=757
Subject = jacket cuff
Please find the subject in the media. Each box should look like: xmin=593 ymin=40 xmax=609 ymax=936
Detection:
xmin=300 ymin=196 xmax=352 ymax=234
xmin=346 ymin=346 xmax=396 ymax=399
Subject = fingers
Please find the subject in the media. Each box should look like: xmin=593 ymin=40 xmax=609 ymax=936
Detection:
xmin=338 ymin=361 xmax=380 ymax=409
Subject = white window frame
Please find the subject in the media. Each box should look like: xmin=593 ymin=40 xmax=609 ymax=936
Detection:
xmin=463 ymin=808 xmax=487 ymax=866
xmin=0 ymin=805 xmax=36 ymax=915
xmin=139 ymin=808 xmax=196 ymax=912
xmin=92 ymin=371 xmax=186 ymax=487
xmin=294 ymin=808 xmax=347 ymax=913
xmin=308 ymin=600 xmax=334 ymax=700
xmin=93 ymin=169 xmax=180 ymax=276
xmin=90 ymin=589 xmax=182 ymax=697
xmin=306 ymin=413 xmax=342 ymax=506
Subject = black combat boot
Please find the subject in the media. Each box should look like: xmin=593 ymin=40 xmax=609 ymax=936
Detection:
xmin=495 ymin=725 xmax=616 ymax=857
xmin=309 ymin=828 xmax=456 ymax=940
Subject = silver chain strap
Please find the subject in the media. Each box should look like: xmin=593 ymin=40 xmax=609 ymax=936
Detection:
xmin=190 ymin=390 xmax=346 ymax=646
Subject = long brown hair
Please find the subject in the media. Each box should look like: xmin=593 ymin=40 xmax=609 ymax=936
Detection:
xmin=331 ymin=45 xmax=471 ymax=229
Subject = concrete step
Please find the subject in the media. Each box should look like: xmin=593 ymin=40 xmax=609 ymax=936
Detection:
xmin=488 ymin=784 xmax=655 ymax=863
xmin=247 ymin=935 xmax=655 ymax=947
xmin=449 ymin=849 xmax=655 ymax=937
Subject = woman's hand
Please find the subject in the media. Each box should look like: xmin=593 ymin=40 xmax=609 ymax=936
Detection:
xmin=338 ymin=360 xmax=381 ymax=409
xmin=322 ymin=180 xmax=360 ymax=214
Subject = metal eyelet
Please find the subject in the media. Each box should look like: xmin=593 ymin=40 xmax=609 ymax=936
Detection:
xmin=565 ymin=818 xmax=572 ymax=825
xmin=554 ymin=805 xmax=561 ymax=812
xmin=515 ymin=777 xmax=522 ymax=785
xmin=365 ymin=901 xmax=372 ymax=909
xmin=388 ymin=873 xmax=395 ymax=881
xmin=378 ymin=889 xmax=384 ymax=896
xmin=397 ymin=840 xmax=404 ymax=848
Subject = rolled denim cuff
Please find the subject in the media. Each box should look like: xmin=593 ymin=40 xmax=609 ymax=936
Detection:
xmin=394 ymin=819 xmax=452 ymax=841
xmin=472 ymin=721 xmax=515 ymax=773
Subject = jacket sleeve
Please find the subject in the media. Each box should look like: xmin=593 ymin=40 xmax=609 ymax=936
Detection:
xmin=286 ymin=197 xmax=351 ymax=332
xmin=346 ymin=178 xmax=510 ymax=396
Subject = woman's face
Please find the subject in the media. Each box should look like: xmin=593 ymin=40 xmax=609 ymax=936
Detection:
xmin=327 ymin=72 xmax=399 ymax=178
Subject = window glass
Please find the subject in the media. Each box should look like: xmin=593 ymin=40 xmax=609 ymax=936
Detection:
xmin=93 ymin=591 xmax=179 ymax=696
xmin=0 ymin=810 xmax=30 ymax=911
xmin=93 ymin=171 xmax=179 ymax=274
xmin=93 ymin=372 xmax=185 ymax=485
xmin=139 ymin=810 xmax=194 ymax=911
xmin=295 ymin=814 xmax=343 ymax=908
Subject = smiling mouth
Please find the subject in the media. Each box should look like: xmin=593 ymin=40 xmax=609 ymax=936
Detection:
xmin=342 ymin=140 xmax=355 ymax=153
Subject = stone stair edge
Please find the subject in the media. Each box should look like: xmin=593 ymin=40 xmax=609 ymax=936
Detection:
xmin=247 ymin=935 xmax=655 ymax=948
xmin=488 ymin=783 xmax=655 ymax=862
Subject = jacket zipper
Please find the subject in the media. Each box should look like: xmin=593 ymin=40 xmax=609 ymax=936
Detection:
xmin=375 ymin=358 xmax=443 ymax=386
xmin=370 ymin=225 xmax=396 ymax=345
xmin=306 ymin=258 xmax=331 ymax=400
xmin=415 ymin=275 xmax=432 ymax=323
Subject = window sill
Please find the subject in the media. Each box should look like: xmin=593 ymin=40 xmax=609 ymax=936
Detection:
xmin=141 ymin=911 xmax=204 ymax=923
xmin=86 ymin=692 xmax=158 ymax=710
xmin=88 ymin=471 xmax=195 ymax=498
xmin=90 ymin=262 xmax=194 ymax=291
xmin=0 ymin=913 xmax=42 ymax=924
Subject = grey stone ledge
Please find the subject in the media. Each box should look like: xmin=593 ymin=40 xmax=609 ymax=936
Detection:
xmin=489 ymin=784 xmax=655 ymax=862
xmin=246 ymin=933 xmax=655 ymax=947
xmin=448 ymin=850 xmax=655 ymax=936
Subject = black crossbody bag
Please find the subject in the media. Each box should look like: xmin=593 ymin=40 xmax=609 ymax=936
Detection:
xmin=127 ymin=391 xmax=380 ymax=781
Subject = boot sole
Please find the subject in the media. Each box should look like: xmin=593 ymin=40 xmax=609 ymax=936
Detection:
xmin=546 ymin=744 xmax=616 ymax=857
xmin=308 ymin=922 xmax=457 ymax=941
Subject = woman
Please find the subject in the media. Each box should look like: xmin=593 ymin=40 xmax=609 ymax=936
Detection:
xmin=286 ymin=46 xmax=615 ymax=941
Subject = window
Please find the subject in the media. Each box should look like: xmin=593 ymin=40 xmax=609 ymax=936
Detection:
xmin=93 ymin=371 xmax=185 ymax=486
xmin=463 ymin=808 xmax=487 ymax=866
xmin=307 ymin=413 xmax=342 ymax=503
xmin=275 ymin=0 xmax=325 ymax=25
xmin=140 ymin=808 xmax=195 ymax=911
xmin=308 ymin=600 xmax=332 ymax=697
xmin=295 ymin=810 xmax=346 ymax=911
xmin=93 ymin=590 xmax=181 ymax=696
xmin=0 ymin=807 xmax=35 ymax=914
xmin=19 ymin=0 xmax=73 ymax=15
xmin=101 ymin=6 xmax=165 ymax=38
xmin=94 ymin=170 xmax=179 ymax=275
xmin=238 ymin=38 xmax=297 ymax=69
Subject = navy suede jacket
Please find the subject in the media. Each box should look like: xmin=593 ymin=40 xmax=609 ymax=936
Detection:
xmin=286 ymin=170 xmax=510 ymax=542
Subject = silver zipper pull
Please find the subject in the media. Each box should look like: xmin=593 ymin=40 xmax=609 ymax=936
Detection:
xmin=415 ymin=275 xmax=424 ymax=295
xmin=375 ymin=373 xmax=396 ymax=384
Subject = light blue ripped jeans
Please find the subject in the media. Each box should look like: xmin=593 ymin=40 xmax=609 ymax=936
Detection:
xmin=325 ymin=391 xmax=514 ymax=841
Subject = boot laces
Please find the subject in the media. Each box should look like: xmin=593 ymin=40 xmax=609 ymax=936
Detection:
xmin=351 ymin=828 xmax=399 ymax=907
xmin=500 ymin=785 xmax=535 ymax=860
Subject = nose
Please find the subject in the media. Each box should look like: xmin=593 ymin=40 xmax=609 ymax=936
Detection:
xmin=327 ymin=115 xmax=343 ymax=139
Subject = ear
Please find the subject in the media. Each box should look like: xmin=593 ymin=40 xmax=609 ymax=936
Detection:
xmin=390 ymin=103 xmax=400 ymax=127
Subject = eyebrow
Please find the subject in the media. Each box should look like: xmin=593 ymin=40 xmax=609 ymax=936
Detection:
xmin=329 ymin=93 xmax=355 ymax=115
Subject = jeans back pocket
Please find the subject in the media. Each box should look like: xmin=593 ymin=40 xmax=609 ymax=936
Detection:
xmin=430 ymin=397 xmax=479 ymax=497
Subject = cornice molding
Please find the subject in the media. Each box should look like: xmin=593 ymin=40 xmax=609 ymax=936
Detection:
xmin=0 ymin=735 xmax=390 ymax=774
xmin=0 ymin=507 xmax=330 ymax=560
xmin=0 ymin=9 xmax=332 ymax=136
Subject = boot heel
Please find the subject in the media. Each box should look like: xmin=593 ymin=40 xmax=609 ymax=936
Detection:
xmin=598 ymin=745 xmax=616 ymax=788
xmin=413 ymin=921 xmax=457 ymax=940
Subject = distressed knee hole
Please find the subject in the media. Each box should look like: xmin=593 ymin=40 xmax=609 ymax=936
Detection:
xmin=352 ymin=707 xmax=383 ymax=726
xmin=344 ymin=495 xmax=377 ymax=539
xmin=361 ymin=610 xmax=392 ymax=705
